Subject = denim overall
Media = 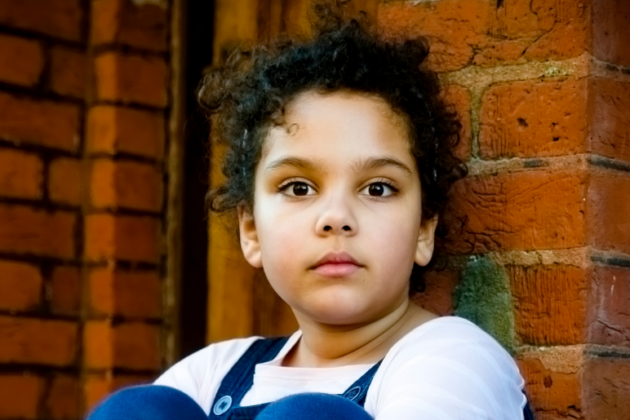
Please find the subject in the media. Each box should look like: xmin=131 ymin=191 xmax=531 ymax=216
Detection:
xmin=207 ymin=337 xmax=537 ymax=420
xmin=207 ymin=337 xmax=381 ymax=420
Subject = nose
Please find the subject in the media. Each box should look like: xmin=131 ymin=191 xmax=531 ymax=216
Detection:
xmin=314 ymin=190 xmax=357 ymax=236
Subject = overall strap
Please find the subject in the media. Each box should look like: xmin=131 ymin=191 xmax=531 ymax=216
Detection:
xmin=340 ymin=360 xmax=382 ymax=407
xmin=209 ymin=337 xmax=289 ymax=419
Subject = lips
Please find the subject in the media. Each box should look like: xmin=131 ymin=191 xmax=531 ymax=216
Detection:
xmin=310 ymin=252 xmax=363 ymax=277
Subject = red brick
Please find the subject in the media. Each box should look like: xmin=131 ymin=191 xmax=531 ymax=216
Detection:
xmin=0 ymin=34 xmax=43 ymax=87
xmin=90 ymin=159 xmax=163 ymax=212
xmin=442 ymin=171 xmax=586 ymax=254
xmin=45 ymin=375 xmax=80 ymax=420
xmin=50 ymin=266 xmax=80 ymax=316
xmin=84 ymin=321 xmax=161 ymax=370
xmin=593 ymin=0 xmax=630 ymax=67
xmin=0 ymin=148 xmax=43 ymax=199
xmin=584 ymin=358 xmax=630 ymax=420
xmin=589 ymin=77 xmax=630 ymax=163
xmin=50 ymin=47 xmax=87 ymax=98
xmin=49 ymin=158 xmax=83 ymax=205
xmin=509 ymin=265 xmax=588 ymax=345
xmin=0 ymin=375 xmax=44 ymax=419
xmin=87 ymin=105 xmax=165 ymax=159
xmin=378 ymin=0 xmax=490 ymax=72
xmin=94 ymin=52 xmax=168 ymax=107
xmin=85 ymin=214 xmax=160 ymax=263
xmin=0 ymin=316 xmax=77 ymax=366
xmin=588 ymin=266 xmax=630 ymax=347
xmin=522 ymin=0 xmax=591 ymax=62
xmin=479 ymin=79 xmax=588 ymax=158
xmin=0 ymin=260 xmax=41 ymax=311
xmin=517 ymin=348 xmax=583 ymax=420
xmin=0 ymin=0 xmax=82 ymax=41
xmin=0 ymin=93 xmax=80 ymax=151
xmin=91 ymin=0 xmax=168 ymax=51
xmin=412 ymin=269 xmax=458 ymax=316
xmin=84 ymin=374 xmax=153 ymax=412
xmin=89 ymin=268 xmax=161 ymax=318
xmin=0 ymin=204 xmax=76 ymax=258
xmin=587 ymin=172 xmax=630 ymax=254
xmin=441 ymin=85 xmax=471 ymax=161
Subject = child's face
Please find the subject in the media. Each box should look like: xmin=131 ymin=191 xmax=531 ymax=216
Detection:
xmin=239 ymin=91 xmax=437 ymax=326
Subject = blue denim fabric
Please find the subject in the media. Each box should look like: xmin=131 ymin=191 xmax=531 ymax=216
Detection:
xmin=256 ymin=393 xmax=373 ymax=420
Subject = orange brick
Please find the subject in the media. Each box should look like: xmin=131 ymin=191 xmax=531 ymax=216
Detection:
xmin=378 ymin=0 xmax=591 ymax=70
xmin=45 ymin=375 xmax=80 ymax=420
xmin=588 ymin=266 xmax=630 ymax=346
xmin=91 ymin=159 xmax=163 ymax=212
xmin=509 ymin=265 xmax=588 ymax=345
xmin=50 ymin=266 xmax=80 ymax=315
xmin=0 ymin=93 xmax=80 ymax=151
xmin=89 ymin=268 xmax=161 ymax=318
xmin=593 ymin=0 xmax=630 ymax=67
xmin=84 ymin=374 xmax=153 ymax=412
xmin=0 ymin=260 xmax=41 ymax=311
xmin=0 ymin=316 xmax=77 ymax=366
xmin=412 ymin=269 xmax=459 ymax=316
xmin=441 ymin=85 xmax=471 ymax=161
xmin=589 ymin=77 xmax=630 ymax=163
xmin=84 ymin=321 xmax=161 ymax=370
xmin=0 ymin=374 xmax=44 ymax=419
xmin=94 ymin=52 xmax=168 ymax=107
xmin=0 ymin=34 xmax=43 ymax=87
xmin=49 ymin=158 xmax=83 ymax=205
xmin=85 ymin=214 xmax=160 ymax=263
xmin=584 ymin=358 xmax=630 ymax=419
xmin=479 ymin=79 xmax=588 ymax=158
xmin=587 ymin=172 xmax=630 ymax=254
xmin=0 ymin=148 xmax=43 ymax=199
xmin=0 ymin=0 xmax=82 ymax=41
xmin=91 ymin=0 xmax=168 ymax=51
xmin=442 ymin=171 xmax=587 ymax=254
xmin=50 ymin=46 xmax=87 ymax=98
xmin=87 ymin=105 xmax=165 ymax=159
xmin=378 ymin=0 xmax=490 ymax=72
xmin=517 ymin=348 xmax=583 ymax=420
xmin=0 ymin=204 xmax=76 ymax=258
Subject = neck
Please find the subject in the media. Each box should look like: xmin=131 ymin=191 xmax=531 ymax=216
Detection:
xmin=285 ymin=299 xmax=431 ymax=367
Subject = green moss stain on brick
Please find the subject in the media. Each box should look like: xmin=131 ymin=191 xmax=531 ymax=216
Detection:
xmin=454 ymin=256 xmax=515 ymax=353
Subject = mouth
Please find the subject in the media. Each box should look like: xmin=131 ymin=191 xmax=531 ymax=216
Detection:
xmin=310 ymin=252 xmax=363 ymax=277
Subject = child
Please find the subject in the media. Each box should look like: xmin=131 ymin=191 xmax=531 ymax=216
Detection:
xmin=89 ymin=2 xmax=532 ymax=419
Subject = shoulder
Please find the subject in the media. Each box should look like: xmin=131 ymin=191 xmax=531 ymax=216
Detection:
xmin=366 ymin=317 xmax=525 ymax=419
xmin=153 ymin=336 xmax=261 ymax=410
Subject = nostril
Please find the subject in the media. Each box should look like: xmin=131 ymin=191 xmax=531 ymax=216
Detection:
xmin=342 ymin=225 xmax=351 ymax=231
xmin=324 ymin=226 xmax=332 ymax=232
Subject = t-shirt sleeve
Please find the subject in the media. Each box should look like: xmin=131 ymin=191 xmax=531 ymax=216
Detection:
xmin=365 ymin=318 xmax=526 ymax=420
xmin=153 ymin=336 xmax=260 ymax=414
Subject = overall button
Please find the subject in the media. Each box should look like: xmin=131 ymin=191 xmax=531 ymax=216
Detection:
xmin=213 ymin=395 xmax=232 ymax=415
xmin=345 ymin=386 xmax=362 ymax=401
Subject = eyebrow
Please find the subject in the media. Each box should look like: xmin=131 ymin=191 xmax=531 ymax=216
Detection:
xmin=265 ymin=156 xmax=412 ymax=176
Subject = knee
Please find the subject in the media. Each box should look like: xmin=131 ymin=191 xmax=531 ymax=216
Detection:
xmin=88 ymin=385 xmax=206 ymax=420
xmin=256 ymin=393 xmax=373 ymax=420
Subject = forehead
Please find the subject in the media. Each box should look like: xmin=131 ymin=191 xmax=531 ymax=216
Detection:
xmin=261 ymin=91 xmax=413 ymax=165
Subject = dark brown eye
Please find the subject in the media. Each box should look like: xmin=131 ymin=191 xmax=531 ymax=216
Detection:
xmin=292 ymin=183 xmax=309 ymax=196
xmin=368 ymin=183 xmax=385 ymax=196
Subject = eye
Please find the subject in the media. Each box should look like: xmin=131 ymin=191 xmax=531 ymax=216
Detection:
xmin=279 ymin=181 xmax=316 ymax=197
xmin=360 ymin=182 xmax=397 ymax=197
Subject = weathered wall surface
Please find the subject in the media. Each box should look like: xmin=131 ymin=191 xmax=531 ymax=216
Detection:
xmin=0 ymin=0 xmax=172 ymax=418
xmin=384 ymin=1 xmax=630 ymax=419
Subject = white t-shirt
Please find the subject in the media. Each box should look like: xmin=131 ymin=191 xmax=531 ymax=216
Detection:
xmin=155 ymin=316 xmax=527 ymax=419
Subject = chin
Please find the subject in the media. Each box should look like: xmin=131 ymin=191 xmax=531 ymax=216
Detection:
xmin=295 ymin=293 xmax=382 ymax=326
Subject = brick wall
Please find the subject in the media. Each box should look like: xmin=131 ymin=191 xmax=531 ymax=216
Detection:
xmin=378 ymin=0 xmax=630 ymax=419
xmin=0 ymin=0 xmax=172 ymax=418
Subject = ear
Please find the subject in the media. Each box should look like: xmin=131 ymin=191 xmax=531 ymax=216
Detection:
xmin=414 ymin=215 xmax=438 ymax=267
xmin=238 ymin=204 xmax=263 ymax=268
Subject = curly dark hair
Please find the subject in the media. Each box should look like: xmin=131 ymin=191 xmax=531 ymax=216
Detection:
xmin=199 ymin=1 xmax=465 ymax=293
